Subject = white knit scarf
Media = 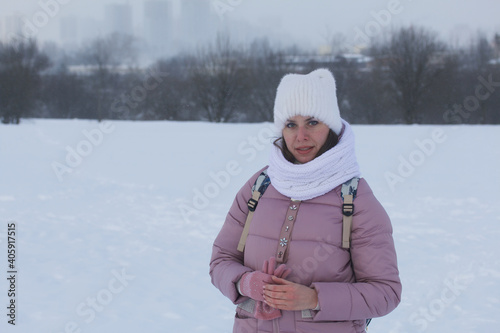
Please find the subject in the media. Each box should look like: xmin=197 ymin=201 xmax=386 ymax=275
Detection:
xmin=267 ymin=120 xmax=361 ymax=201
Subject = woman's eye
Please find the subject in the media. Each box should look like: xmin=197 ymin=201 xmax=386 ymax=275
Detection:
xmin=308 ymin=120 xmax=319 ymax=126
xmin=286 ymin=123 xmax=296 ymax=128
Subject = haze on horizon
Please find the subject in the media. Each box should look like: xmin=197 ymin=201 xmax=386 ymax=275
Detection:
xmin=1 ymin=0 xmax=499 ymax=60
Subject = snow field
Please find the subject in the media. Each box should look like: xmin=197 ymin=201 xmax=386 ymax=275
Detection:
xmin=0 ymin=119 xmax=499 ymax=332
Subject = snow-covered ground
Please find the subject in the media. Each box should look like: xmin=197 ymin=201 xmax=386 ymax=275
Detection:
xmin=0 ymin=119 xmax=499 ymax=333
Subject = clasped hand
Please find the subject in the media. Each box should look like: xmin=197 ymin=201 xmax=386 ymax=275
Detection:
xmin=262 ymin=276 xmax=318 ymax=311
xmin=240 ymin=257 xmax=318 ymax=312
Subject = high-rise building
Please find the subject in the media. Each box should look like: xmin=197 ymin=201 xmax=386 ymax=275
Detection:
xmin=144 ymin=0 xmax=173 ymax=55
xmin=180 ymin=0 xmax=215 ymax=47
xmin=0 ymin=18 xmax=4 ymax=42
xmin=0 ymin=14 xmax=24 ymax=42
xmin=105 ymin=3 xmax=133 ymax=36
xmin=59 ymin=16 xmax=79 ymax=48
xmin=76 ymin=17 xmax=101 ymax=45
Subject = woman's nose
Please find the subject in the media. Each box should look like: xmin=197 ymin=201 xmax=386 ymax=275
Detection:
xmin=297 ymin=126 xmax=308 ymax=141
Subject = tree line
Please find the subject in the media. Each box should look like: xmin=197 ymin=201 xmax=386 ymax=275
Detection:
xmin=1 ymin=26 xmax=499 ymax=125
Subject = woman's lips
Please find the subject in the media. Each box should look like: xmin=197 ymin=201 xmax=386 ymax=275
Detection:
xmin=295 ymin=146 xmax=314 ymax=155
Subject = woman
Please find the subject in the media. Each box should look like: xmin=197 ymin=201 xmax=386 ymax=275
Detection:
xmin=210 ymin=69 xmax=401 ymax=333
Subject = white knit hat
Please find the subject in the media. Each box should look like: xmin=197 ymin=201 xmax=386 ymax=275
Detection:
xmin=273 ymin=68 xmax=342 ymax=135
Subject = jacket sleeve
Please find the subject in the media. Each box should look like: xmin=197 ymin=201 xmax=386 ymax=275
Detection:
xmin=209 ymin=170 xmax=262 ymax=304
xmin=311 ymin=179 xmax=402 ymax=321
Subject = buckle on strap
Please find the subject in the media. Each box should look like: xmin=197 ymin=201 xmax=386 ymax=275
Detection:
xmin=247 ymin=198 xmax=258 ymax=212
xmin=342 ymin=203 xmax=354 ymax=216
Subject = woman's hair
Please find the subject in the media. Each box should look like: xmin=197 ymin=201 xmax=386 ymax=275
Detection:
xmin=273 ymin=129 xmax=339 ymax=163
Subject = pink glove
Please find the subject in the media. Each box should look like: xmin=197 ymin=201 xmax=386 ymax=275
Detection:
xmin=239 ymin=271 xmax=274 ymax=302
xmin=254 ymin=257 xmax=292 ymax=320
xmin=264 ymin=257 xmax=292 ymax=280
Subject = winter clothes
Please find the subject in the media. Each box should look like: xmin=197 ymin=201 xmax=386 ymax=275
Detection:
xmin=267 ymin=120 xmax=360 ymax=201
xmin=239 ymin=257 xmax=292 ymax=320
xmin=212 ymin=67 xmax=400 ymax=333
xmin=210 ymin=168 xmax=402 ymax=333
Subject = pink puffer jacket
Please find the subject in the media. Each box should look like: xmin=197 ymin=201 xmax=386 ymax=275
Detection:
xmin=210 ymin=167 xmax=402 ymax=333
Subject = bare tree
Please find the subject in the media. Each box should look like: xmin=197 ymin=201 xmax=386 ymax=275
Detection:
xmin=244 ymin=38 xmax=290 ymax=122
xmin=494 ymin=33 xmax=500 ymax=60
xmin=327 ymin=32 xmax=350 ymax=56
xmin=0 ymin=39 xmax=50 ymax=124
xmin=41 ymin=66 xmax=94 ymax=119
xmin=463 ymin=33 xmax=495 ymax=71
xmin=374 ymin=26 xmax=446 ymax=124
xmin=80 ymin=33 xmax=139 ymax=121
xmin=140 ymin=57 xmax=189 ymax=120
xmin=189 ymin=34 xmax=247 ymax=122
xmin=82 ymin=32 xmax=138 ymax=70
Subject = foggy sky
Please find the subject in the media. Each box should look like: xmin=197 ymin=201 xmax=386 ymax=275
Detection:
xmin=1 ymin=0 xmax=499 ymax=50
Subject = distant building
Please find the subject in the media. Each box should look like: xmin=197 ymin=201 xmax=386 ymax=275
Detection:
xmin=78 ymin=17 xmax=102 ymax=44
xmin=67 ymin=64 xmax=144 ymax=76
xmin=488 ymin=58 xmax=500 ymax=67
xmin=0 ymin=18 xmax=4 ymax=42
xmin=180 ymin=0 xmax=216 ymax=47
xmin=283 ymin=54 xmax=335 ymax=71
xmin=0 ymin=14 xmax=24 ymax=42
xmin=334 ymin=54 xmax=374 ymax=71
xmin=59 ymin=16 xmax=79 ymax=48
xmin=105 ymin=3 xmax=133 ymax=36
xmin=144 ymin=0 xmax=173 ymax=56
xmin=282 ymin=53 xmax=374 ymax=72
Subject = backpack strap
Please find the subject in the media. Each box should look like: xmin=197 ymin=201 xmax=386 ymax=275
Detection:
xmin=340 ymin=177 xmax=371 ymax=328
xmin=237 ymin=170 xmax=271 ymax=252
xmin=340 ymin=177 xmax=360 ymax=249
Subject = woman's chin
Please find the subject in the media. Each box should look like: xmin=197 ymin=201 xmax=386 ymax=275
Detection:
xmin=293 ymin=155 xmax=314 ymax=164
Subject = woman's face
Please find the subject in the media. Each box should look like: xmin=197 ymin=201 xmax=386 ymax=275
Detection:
xmin=282 ymin=115 xmax=330 ymax=164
